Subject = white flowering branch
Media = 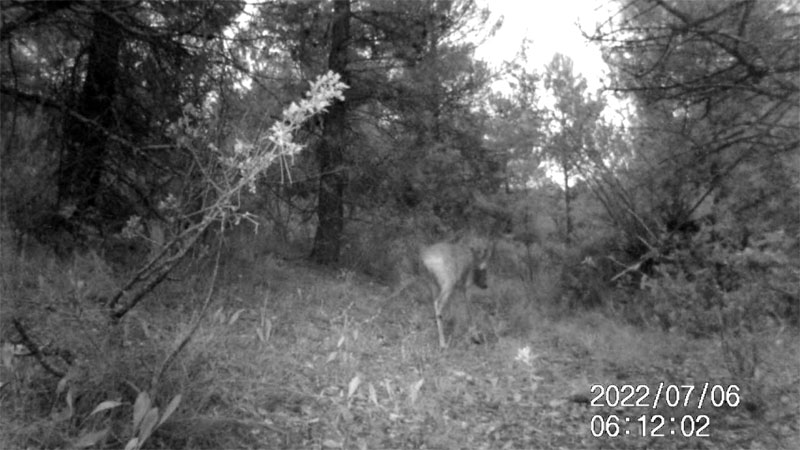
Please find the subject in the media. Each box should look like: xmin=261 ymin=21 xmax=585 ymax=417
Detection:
xmin=111 ymin=71 xmax=348 ymax=322
xmin=222 ymin=71 xmax=348 ymax=194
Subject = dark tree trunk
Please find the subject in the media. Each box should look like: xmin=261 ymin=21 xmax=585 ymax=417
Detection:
xmin=58 ymin=6 xmax=122 ymax=214
xmin=310 ymin=0 xmax=350 ymax=265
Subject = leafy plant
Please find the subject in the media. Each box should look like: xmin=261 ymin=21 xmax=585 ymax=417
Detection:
xmin=73 ymin=391 xmax=182 ymax=449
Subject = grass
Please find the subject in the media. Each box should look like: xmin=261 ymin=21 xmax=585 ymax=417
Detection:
xmin=1 ymin=244 xmax=798 ymax=449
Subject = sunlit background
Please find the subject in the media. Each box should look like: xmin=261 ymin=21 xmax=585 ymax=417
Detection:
xmin=476 ymin=0 xmax=612 ymax=91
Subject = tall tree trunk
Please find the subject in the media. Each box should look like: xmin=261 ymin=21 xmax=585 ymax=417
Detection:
xmin=58 ymin=5 xmax=122 ymax=215
xmin=310 ymin=0 xmax=350 ymax=264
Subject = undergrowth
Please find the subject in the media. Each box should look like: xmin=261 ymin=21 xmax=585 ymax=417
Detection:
xmin=1 ymin=238 xmax=797 ymax=449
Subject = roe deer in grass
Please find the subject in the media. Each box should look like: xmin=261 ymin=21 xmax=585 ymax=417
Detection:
xmin=420 ymin=240 xmax=492 ymax=348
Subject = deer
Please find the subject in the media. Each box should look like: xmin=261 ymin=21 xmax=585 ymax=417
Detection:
xmin=420 ymin=239 xmax=493 ymax=348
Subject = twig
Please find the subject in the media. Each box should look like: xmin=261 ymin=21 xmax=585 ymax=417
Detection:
xmin=12 ymin=319 xmax=66 ymax=378
xmin=149 ymin=236 xmax=223 ymax=392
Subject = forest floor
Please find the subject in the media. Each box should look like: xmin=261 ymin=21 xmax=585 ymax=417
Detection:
xmin=2 ymin=249 xmax=799 ymax=449
xmin=140 ymin=253 xmax=799 ymax=450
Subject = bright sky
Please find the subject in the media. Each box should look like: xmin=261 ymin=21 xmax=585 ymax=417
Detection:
xmin=475 ymin=0 xmax=612 ymax=91
xmin=474 ymin=1 xmax=625 ymax=187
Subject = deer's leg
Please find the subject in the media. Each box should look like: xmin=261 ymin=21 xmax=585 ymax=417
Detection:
xmin=434 ymin=287 xmax=452 ymax=348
